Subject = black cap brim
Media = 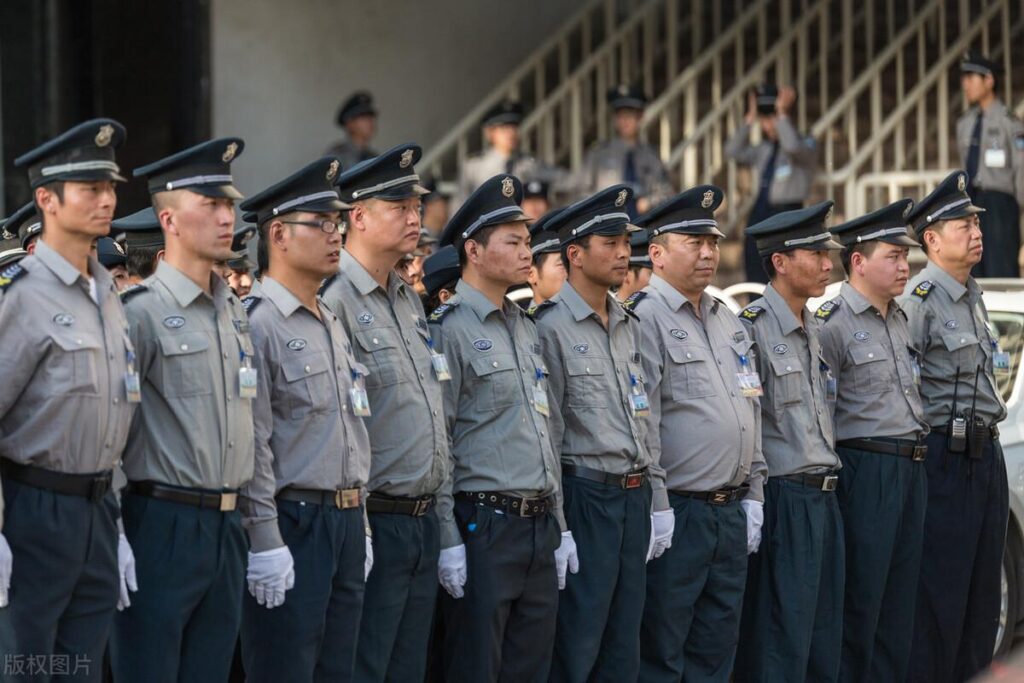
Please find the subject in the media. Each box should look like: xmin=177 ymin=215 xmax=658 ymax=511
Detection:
xmin=189 ymin=184 xmax=245 ymax=200
xmin=370 ymin=183 xmax=430 ymax=202
xmin=50 ymin=168 xmax=128 ymax=186
xmin=879 ymin=234 xmax=920 ymax=247
xmin=943 ymin=203 xmax=986 ymax=220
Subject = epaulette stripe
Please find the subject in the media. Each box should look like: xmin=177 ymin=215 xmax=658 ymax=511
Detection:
xmin=911 ymin=281 xmax=933 ymax=300
xmin=526 ymin=299 xmax=556 ymax=320
xmin=814 ymin=299 xmax=840 ymax=321
xmin=621 ymin=290 xmax=647 ymax=311
xmin=428 ymin=301 xmax=459 ymax=323
xmin=0 ymin=263 xmax=26 ymax=291
xmin=119 ymin=283 xmax=149 ymax=302
xmin=241 ymin=296 xmax=262 ymax=314
xmin=740 ymin=305 xmax=765 ymax=322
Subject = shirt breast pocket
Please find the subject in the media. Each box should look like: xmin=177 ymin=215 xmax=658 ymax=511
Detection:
xmin=666 ymin=345 xmax=717 ymax=399
xmin=941 ymin=332 xmax=980 ymax=372
xmin=354 ymin=328 xmax=404 ymax=388
xmin=157 ymin=333 xmax=212 ymax=397
xmin=47 ymin=332 xmax=102 ymax=395
xmin=280 ymin=351 xmax=336 ymax=418
xmin=564 ymin=357 xmax=608 ymax=408
xmin=769 ymin=356 xmax=804 ymax=408
xmin=470 ymin=354 xmax=522 ymax=412
xmin=848 ymin=344 xmax=892 ymax=395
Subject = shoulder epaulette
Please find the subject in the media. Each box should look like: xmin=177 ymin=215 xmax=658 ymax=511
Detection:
xmin=910 ymin=281 xmax=933 ymax=300
xmin=119 ymin=283 xmax=148 ymax=302
xmin=0 ymin=263 xmax=27 ymax=292
xmin=814 ymin=299 xmax=840 ymax=322
xmin=242 ymin=296 xmax=262 ymax=314
xmin=526 ymin=299 xmax=557 ymax=320
xmin=621 ymin=291 xmax=647 ymax=313
xmin=428 ymin=301 xmax=459 ymax=323
xmin=318 ymin=273 xmax=339 ymax=297
xmin=740 ymin=305 xmax=765 ymax=323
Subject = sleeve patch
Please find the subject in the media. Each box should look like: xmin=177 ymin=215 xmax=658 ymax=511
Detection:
xmin=911 ymin=281 xmax=933 ymax=300
xmin=428 ymin=301 xmax=459 ymax=323
xmin=0 ymin=263 xmax=27 ymax=291
xmin=740 ymin=305 xmax=765 ymax=322
xmin=526 ymin=299 xmax=556 ymax=320
xmin=622 ymin=291 xmax=647 ymax=311
xmin=814 ymin=299 xmax=840 ymax=321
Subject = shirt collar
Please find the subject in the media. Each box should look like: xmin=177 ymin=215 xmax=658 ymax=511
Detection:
xmin=923 ymin=260 xmax=968 ymax=302
xmin=259 ymin=276 xmax=305 ymax=317
xmin=154 ymin=260 xmax=216 ymax=308
xmin=33 ymin=239 xmax=85 ymax=286
xmin=557 ymin=281 xmax=626 ymax=327
xmin=839 ymin=281 xmax=875 ymax=314
xmin=764 ymin=283 xmax=803 ymax=335
xmin=649 ymin=274 xmax=719 ymax=316
xmin=340 ymin=248 xmax=408 ymax=299
xmin=455 ymin=279 xmax=511 ymax=323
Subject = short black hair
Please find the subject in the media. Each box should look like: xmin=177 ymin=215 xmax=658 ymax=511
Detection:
xmin=125 ymin=244 xmax=161 ymax=279
xmin=560 ymin=234 xmax=594 ymax=271
xmin=458 ymin=224 xmax=500 ymax=268
xmin=426 ymin=281 xmax=458 ymax=313
xmin=532 ymin=250 xmax=558 ymax=268
xmin=762 ymin=248 xmax=795 ymax=281
xmin=839 ymin=241 xmax=878 ymax=274
xmin=34 ymin=181 xmax=64 ymax=213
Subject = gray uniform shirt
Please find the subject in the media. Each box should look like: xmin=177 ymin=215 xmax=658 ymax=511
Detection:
xmin=817 ymin=282 xmax=928 ymax=441
xmin=122 ymin=260 xmax=255 ymax=489
xmin=636 ymin=276 xmax=767 ymax=503
xmin=899 ymin=261 xmax=1008 ymax=427
xmin=579 ymin=138 xmax=673 ymax=206
xmin=239 ymin=277 xmax=372 ymax=552
xmin=740 ymin=284 xmax=840 ymax=476
xmin=534 ymin=282 xmax=664 ymax=508
xmin=429 ymin=280 xmax=565 ymax=548
xmin=319 ymin=249 xmax=449 ymax=498
xmin=0 ymin=241 xmax=137 ymax=526
xmin=454 ymin=148 xmax=568 ymax=209
xmin=724 ymin=117 xmax=818 ymax=205
xmin=956 ymin=99 xmax=1024 ymax=203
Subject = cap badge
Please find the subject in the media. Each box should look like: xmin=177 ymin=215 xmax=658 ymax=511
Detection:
xmin=615 ymin=189 xmax=628 ymax=207
xmin=326 ymin=159 xmax=340 ymax=180
xmin=701 ymin=190 xmax=714 ymax=209
xmin=957 ymin=174 xmax=966 ymax=192
xmin=501 ymin=177 xmax=515 ymax=198
xmin=399 ymin=148 xmax=414 ymax=169
xmin=222 ymin=142 xmax=238 ymax=163
xmin=618 ymin=84 xmax=629 ymax=96
xmin=95 ymin=125 xmax=114 ymax=147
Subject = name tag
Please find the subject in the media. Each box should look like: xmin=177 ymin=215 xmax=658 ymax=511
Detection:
xmin=430 ymin=351 xmax=452 ymax=382
xmin=994 ymin=351 xmax=1011 ymax=374
xmin=629 ymin=373 xmax=650 ymax=417
xmin=350 ymin=370 xmax=371 ymax=417
xmin=125 ymin=372 xmax=142 ymax=403
xmin=238 ymin=367 xmax=258 ymax=399
xmin=736 ymin=355 xmax=763 ymax=397
xmin=985 ymin=148 xmax=1007 ymax=168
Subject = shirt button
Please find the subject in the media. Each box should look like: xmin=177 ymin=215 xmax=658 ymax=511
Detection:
xmin=419 ymin=373 xmax=425 ymax=380
xmin=868 ymin=353 xmax=874 ymax=359
xmin=228 ymin=441 xmax=234 ymax=448
xmin=105 ymin=442 xmax=111 ymax=448
xmin=786 ymin=365 xmax=792 ymax=371
xmin=492 ymin=361 xmax=499 ymax=368
xmin=540 ymin=431 xmax=546 ymax=437
xmin=113 ymin=398 xmax=119 ymax=404
xmin=343 ymin=404 xmax=349 ymax=411
xmin=742 ymin=426 xmax=747 ymax=431
xmin=181 ymin=344 xmax=189 ymax=351
xmin=304 ymin=365 xmax=311 ymax=373
xmin=433 ymin=410 xmax=439 ymax=417
xmin=76 ymin=339 xmax=83 ymax=345
xmin=686 ymin=352 xmax=692 ymax=359
xmin=585 ymin=367 xmax=591 ymax=373
xmin=108 ymin=353 xmax=114 ymax=360
xmin=223 ymin=352 xmax=228 ymax=359
xmin=960 ymin=338 xmax=966 ymax=344
xmin=372 ymin=338 xmax=380 ymax=345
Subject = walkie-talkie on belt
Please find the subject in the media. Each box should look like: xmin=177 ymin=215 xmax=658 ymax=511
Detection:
xmin=968 ymin=364 xmax=987 ymax=461
xmin=947 ymin=366 xmax=967 ymax=454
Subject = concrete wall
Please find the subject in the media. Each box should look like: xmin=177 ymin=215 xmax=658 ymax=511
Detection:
xmin=211 ymin=0 xmax=580 ymax=196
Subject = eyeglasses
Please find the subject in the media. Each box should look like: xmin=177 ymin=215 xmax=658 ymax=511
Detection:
xmin=281 ymin=219 xmax=346 ymax=235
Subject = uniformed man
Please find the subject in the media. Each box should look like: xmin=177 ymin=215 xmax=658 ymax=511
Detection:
xmin=421 ymin=176 xmax=452 ymax=237
xmin=454 ymin=101 xmax=566 ymax=208
xmin=522 ymin=178 xmax=552 ymax=220
xmin=326 ymin=91 xmax=379 ymax=170
xmin=732 ymin=201 xmax=845 ymax=682
xmin=319 ymin=144 xmax=450 ymax=682
xmin=0 ymin=202 xmax=42 ymax=255
xmin=110 ymin=207 xmax=165 ymax=286
xmin=526 ymin=208 xmax=566 ymax=307
xmin=0 ymin=118 xmax=137 ymax=682
xmin=422 ymin=244 xmax=460 ymax=312
xmin=580 ymin=84 xmax=673 ymax=215
xmin=726 ymin=84 xmax=818 ymax=283
xmin=957 ymin=51 xmax=1024 ymax=277
xmin=111 ymin=138 xmax=255 ymax=682
xmin=534 ymin=184 xmax=669 ymax=682
xmin=234 ymin=156 xmax=373 ymax=682
xmin=429 ymin=173 xmax=572 ymax=681
xmin=631 ymin=186 xmax=767 ymax=682
xmin=95 ymin=237 xmax=130 ymax=290
xmin=815 ymin=200 xmax=929 ymax=682
xmin=900 ymin=171 xmax=1009 ymax=682
xmin=616 ymin=228 xmax=653 ymax=302
xmin=225 ymin=225 xmax=256 ymax=298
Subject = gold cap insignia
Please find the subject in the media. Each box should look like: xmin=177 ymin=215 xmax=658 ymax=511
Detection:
xmin=957 ymin=174 xmax=966 ymax=192
xmin=399 ymin=149 xmax=414 ymax=169
xmin=501 ymin=177 xmax=515 ymax=198
xmin=615 ymin=189 xmax=628 ymax=207
xmin=701 ymin=190 xmax=714 ymax=209
xmin=222 ymin=142 xmax=238 ymax=163
xmin=95 ymin=125 xmax=114 ymax=147
xmin=327 ymin=159 xmax=340 ymax=181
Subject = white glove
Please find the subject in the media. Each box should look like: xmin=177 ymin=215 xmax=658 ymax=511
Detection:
xmin=116 ymin=533 xmax=138 ymax=611
xmin=647 ymin=510 xmax=675 ymax=561
xmin=365 ymin=535 xmax=374 ymax=581
xmin=554 ymin=531 xmax=580 ymax=590
xmin=741 ymin=499 xmax=764 ymax=554
xmin=246 ymin=546 xmax=295 ymax=609
xmin=438 ymin=544 xmax=467 ymax=599
xmin=0 ymin=533 xmax=11 ymax=608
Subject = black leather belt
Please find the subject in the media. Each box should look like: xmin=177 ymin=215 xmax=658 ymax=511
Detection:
xmin=278 ymin=487 xmax=361 ymax=509
xmin=126 ymin=481 xmax=239 ymax=511
xmin=837 ymin=437 xmax=927 ymax=462
xmin=457 ymin=491 xmax=552 ymax=518
xmin=671 ymin=485 xmax=750 ymax=505
xmin=776 ymin=471 xmax=839 ymax=492
xmin=932 ymin=424 xmax=1000 ymax=439
xmin=0 ymin=458 xmax=112 ymax=502
xmin=562 ymin=463 xmax=648 ymax=490
xmin=366 ymin=493 xmax=435 ymax=516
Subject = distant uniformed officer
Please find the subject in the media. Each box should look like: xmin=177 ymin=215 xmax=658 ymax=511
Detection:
xmin=454 ymin=101 xmax=567 ymax=208
xmin=957 ymin=51 xmax=1024 ymax=277
xmin=326 ymin=91 xmax=379 ymax=170
xmin=733 ymin=201 xmax=845 ymax=682
xmin=429 ymin=174 xmax=573 ymax=681
xmin=422 ymin=244 xmax=460 ymax=312
xmin=816 ymin=200 xmax=929 ymax=683
xmin=631 ymin=186 xmax=767 ymax=682
xmin=0 ymin=119 xmax=137 ymax=682
xmin=521 ymin=178 xmax=552 ymax=220
xmin=0 ymin=202 xmax=42 ymax=255
xmin=535 ymin=184 xmax=669 ymax=682
xmin=525 ymin=208 xmax=566 ymax=307
xmin=112 ymin=138 xmax=255 ymax=683
xmin=318 ymin=144 xmax=450 ymax=683
xmin=580 ymin=84 xmax=674 ymax=215
xmin=225 ymin=225 xmax=256 ymax=298
xmin=95 ymin=237 xmax=130 ymax=290
xmin=235 ymin=157 xmax=373 ymax=682
xmin=110 ymin=207 xmax=165 ymax=286
xmin=726 ymin=83 xmax=818 ymax=283
xmin=616 ymin=228 xmax=653 ymax=302
xmin=899 ymin=171 xmax=1009 ymax=683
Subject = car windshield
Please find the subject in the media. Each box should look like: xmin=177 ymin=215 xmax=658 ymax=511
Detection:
xmin=990 ymin=311 xmax=1024 ymax=402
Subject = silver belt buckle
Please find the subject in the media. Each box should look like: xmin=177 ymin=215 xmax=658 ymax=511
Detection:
xmin=821 ymin=475 xmax=839 ymax=492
